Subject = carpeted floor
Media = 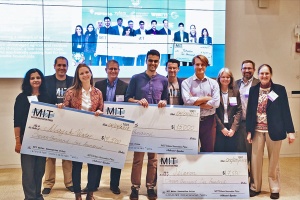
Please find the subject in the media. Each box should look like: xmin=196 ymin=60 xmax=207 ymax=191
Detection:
xmin=0 ymin=157 xmax=299 ymax=200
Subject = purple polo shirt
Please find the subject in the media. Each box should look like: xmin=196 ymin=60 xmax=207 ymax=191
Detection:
xmin=125 ymin=71 xmax=168 ymax=104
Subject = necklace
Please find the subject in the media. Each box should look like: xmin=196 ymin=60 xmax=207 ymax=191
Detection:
xmin=221 ymin=90 xmax=228 ymax=94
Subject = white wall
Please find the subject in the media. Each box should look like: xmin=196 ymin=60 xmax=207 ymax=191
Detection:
xmin=0 ymin=0 xmax=299 ymax=168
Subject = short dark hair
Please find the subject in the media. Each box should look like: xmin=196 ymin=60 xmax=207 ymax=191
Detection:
xmin=106 ymin=59 xmax=119 ymax=69
xmin=146 ymin=49 xmax=160 ymax=60
xmin=178 ymin=22 xmax=184 ymax=27
xmin=190 ymin=24 xmax=196 ymax=29
xmin=192 ymin=55 xmax=209 ymax=66
xmin=128 ymin=20 xmax=133 ymax=24
xmin=163 ymin=19 xmax=168 ymax=23
xmin=241 ymin=60 xmax=255 ymax=69
xmin=22 ymin=68 xmax=46 ymax=95
xmin=258 ymin=64 xmax=273 ymax=75
xmin=151 ymin=20 xmax=157 ymax=24
xmin=104 ymin=16 xmax=111 ymax=21
xmin=54 ymin=56 xmax=68 ymax=66
xmin=117 ymin=18 xmax=123 ymax=21
xmin=139 ymin=20 xmax=144 ymax=25
xmin=166 ymin=59 xmax=180 ymax=69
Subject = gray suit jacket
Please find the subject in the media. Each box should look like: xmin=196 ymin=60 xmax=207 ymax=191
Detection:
xmin=235 ymin=77 xmax=260 ymax=89
xmin=215 ymin=88 xmax=242 ymax=132
xmin=94 ymin=79 xmax=128 ymax=101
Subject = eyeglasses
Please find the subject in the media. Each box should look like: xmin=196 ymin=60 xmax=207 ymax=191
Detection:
xmin=107 ymin=68 xmax=119 ymax=71
xmin=56 ymin=64 xmax=67 ymax=68
xmin=148 ymin=59 xmax=159 ymax=63
xmin=242 ymin=67 xmax=253 ymax=71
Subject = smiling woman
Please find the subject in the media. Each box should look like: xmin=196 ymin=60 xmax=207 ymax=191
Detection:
xmin=13 ymin=68 xmax=52 ymax=200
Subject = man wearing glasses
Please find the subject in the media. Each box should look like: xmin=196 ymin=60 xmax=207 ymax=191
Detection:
xmin=235 ymin=60 xmax=260 ymax=179
xmin=42 ymin=56 xmax=74 ymax=195
xmin=125 ymin=49 xmax=168 ymax=200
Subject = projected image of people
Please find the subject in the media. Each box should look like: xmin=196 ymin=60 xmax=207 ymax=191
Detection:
xmin=122 ymin=27 xmax=135 ymax=66
xmin=199 ymin=28 xmax=212 ymax=45
xmin=84 ymin=24 xmax=97 ymax=66
xmin=72 ymin=25 xmax=85 ymax=67
xmin=189 ymin=25 xmax=197 ymax=43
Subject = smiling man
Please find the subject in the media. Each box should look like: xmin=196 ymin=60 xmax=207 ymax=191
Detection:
xmin=165 ymin=59 xmax=183 ymax=105
xmin=181 ymin=55 xmax=220 ymax=152
xmin=42 ymin=56 xmax=74 ymax=195
xmin=125 ymin=49 xmax=168 ymax=200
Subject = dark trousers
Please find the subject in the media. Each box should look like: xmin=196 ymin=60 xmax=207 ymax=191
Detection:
xmin=21 ymin=154 xmax=46 ymax=200
xmin=72 ymin=161 xmax=102 ymax=193
xmin=199 ymin=115 xmax=216 ymax=152
xmin=95 ymin=167 xmax=121 ymax=188
xmin=214 ymin=123 xmax=238 ymax=152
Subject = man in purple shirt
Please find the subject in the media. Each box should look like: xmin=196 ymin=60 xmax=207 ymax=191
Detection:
xmin=125 ymin=49 xmax=168 ymax=200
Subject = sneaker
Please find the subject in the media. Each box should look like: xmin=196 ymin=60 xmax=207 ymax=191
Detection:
xmin=110 ymin=186 xmax=121 ymax=194
xmin=66 ymin=186 xmax=74 ymax=192
xmin=270 ymin=193 xmax=280 ymax=199
xmin=147 ymin=188 xmax=157 ymax=200
xmin=42 ymin=188 xmax=51 ymax=195
xmin=130 ymin=186 xmax=139 ymax=200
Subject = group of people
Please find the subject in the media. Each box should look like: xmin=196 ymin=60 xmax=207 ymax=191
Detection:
xmin=72 ymin=17 xmax=212 ymax=67
xmin=14 ymin=50 xmax=295 ymax=200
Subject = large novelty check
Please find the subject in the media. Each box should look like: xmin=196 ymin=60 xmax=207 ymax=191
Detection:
xmin=103 ymin=102 xmax=200 ymax=154
xmin=157 ymin=153 xmax=249 ymax=199
xmin=21 ymin=101 xmax=134 ymax=169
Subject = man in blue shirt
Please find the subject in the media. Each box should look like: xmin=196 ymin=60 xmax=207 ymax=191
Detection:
xmin=125 ymin=49 xmax=168 ymax=200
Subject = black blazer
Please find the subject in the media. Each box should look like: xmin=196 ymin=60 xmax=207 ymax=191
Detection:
xmin=159 ymin=28 xmax=171 ymax=35
xmin=215 ymin=88 xmax=242 ymax=132
xmin=94 ymin=79 xmax=128 ymax=101
xmin=174 ymin=31 xmax=189 ymax=42
xmin=246 ymin=83 xmax=295 ymax=141
xmin=146 ymin=28 xmax=160 ymax=35
xmin=45 ymin=74 xmax=73 ymax=104
xmin=199 ymin=36 xmax=212 ymax=45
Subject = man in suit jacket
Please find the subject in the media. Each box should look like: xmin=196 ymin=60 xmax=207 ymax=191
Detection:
xmin=94 ymin=59 xmax=128 ymax=194
xmin=235 ymin=60 xmax=260 ymax=178
xmin=159 ymin=19 xmax=171 ymax=35
xmin=146 ymin=20 xmax=160 ymax=35
xmin=173 ymin=22 xmax=189 ymax=42
xmin=135 ymin=21 xmax=147 ymax=66
xmin=42 ymin=56 xmax=74 ymax=195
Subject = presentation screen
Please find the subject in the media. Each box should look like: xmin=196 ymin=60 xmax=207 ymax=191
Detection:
xmin=0 ymin=0 xmax=226 ymax=78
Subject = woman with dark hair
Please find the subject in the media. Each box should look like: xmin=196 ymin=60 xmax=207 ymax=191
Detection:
xmin=84 ymin=24 xmax=97 ymax=66
xmin=189 ymin=25 xmax=197 ymax=43
xmin=122 ymin=27 xmax=135 ymax=65
xmin=199 ymin=28 xmax=212 ymax=45
xmin=58 ymin=64 xmax=103 ymax=200
xmin=214 ymin=68 xmax=242 ymax=152
xmin=247 ymin=64 xmax=295 ymax=199
xmin=14 ymin=68 xmax=52 ymax=200
xmin=72 ymin=25 xmax=85 ymax=66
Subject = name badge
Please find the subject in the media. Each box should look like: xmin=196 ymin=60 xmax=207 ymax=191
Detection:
xmin=229 ymin=97 xmax=237 ymax=106
xmin=77 ymin=44 xmax=82 ymax=48
xmin=267 ymin=90 xmax=278 ymax=102
xmin=27 ymin=95 xmax=38 ymax=103
xmin=116 ymin=95 xmax=124 ymax=102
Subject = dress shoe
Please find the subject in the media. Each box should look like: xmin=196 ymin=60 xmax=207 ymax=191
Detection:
xmin=270 ymin=193 xmax=280 ymax=199
xmin=75 ymin=193 xmax=82 ymax=200
xmin=66 ymin=186 xmax=74 ymax=192
xmin=110 ymin=186 xmax=121 ymax=194
xmin=249 ymin=189 xmax=260 ymax=197
xmin=147 ymin=188 xmax=157 ymax=200
xmin=130 ymin=186 xmax=139 ymax=200
xmin=42 ymin=188 xmax=51 ymax=195
xmin=86 ymin=191 xmax=95 ymax=200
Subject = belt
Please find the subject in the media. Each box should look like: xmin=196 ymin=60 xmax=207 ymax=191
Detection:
xmin=200 ymin=115 xmax=213 ymax=121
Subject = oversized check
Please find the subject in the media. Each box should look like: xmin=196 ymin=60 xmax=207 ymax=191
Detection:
xmin=95 ymin=34 xmax=173 ymax=56
xmin=21 ymin=101 xmax=134 ymax=169
xmin=172 ymin=42 xmax=213 ymax=65
xmin=157 ymin=153 xmax=249 ymax=199
xmin=103 ymin=102 xmax=200 ymax=154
